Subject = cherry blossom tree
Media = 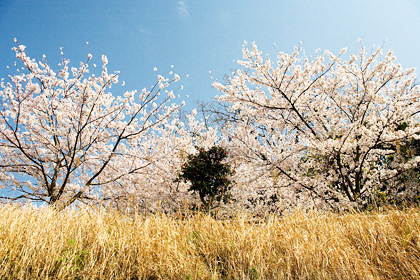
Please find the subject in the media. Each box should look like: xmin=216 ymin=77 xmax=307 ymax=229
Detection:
xmin=109 ymin=109 xmax=222 ymax=214
xmin=213 ymin=42 xmax=420 ymax=210
xmin=0 ymin=40 xmax=183 ymax=210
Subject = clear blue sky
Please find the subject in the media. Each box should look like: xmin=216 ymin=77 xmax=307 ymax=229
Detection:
xmin=1 ymin=0 xmax=420 ymax=112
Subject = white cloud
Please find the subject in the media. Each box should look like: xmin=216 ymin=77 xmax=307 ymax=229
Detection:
xmin=137 ymin=26 xmax=151 ymax=35
xmin=176 ymin=1 xmax=189 ymax=18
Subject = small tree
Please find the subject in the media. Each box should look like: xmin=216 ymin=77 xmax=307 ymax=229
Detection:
xmin=177 ymin=146 xmax=235 ymax=212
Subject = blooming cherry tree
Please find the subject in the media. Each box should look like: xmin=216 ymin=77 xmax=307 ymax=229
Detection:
xmin=112 ymin=109 xmax=222 ymax=214
xmin=214 ymin=42 xmax=420 ymax=209
xmin=0 ymin=41 xmax=182 ymax=210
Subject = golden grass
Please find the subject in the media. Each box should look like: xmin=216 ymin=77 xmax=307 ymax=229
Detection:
xmin=0 ymin=205 xmax=420 ymax=279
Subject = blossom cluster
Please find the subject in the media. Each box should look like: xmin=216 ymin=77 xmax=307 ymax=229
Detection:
xmin=214 ymin=41 xmax=420 ymax=211
xmin=1 ymin=40 xmax=419 ymax=215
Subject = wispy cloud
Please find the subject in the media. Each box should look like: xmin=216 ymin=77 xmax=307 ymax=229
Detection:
xmin=176 ymin=1 xmax=189 ymax=18
xmin=137 ymin=26 xmax=151 ymax=36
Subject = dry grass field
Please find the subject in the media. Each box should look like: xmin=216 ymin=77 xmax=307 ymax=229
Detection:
xmin=0 ymin=204 xmax=420 ymax=279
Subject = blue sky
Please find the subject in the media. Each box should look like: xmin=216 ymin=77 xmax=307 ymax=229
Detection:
xmin=1 ymin=0 xmax=420 ymax=112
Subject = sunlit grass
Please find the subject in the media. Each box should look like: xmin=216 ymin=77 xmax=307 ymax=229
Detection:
xmin=0 ymin=204 xmax=419 ymax=279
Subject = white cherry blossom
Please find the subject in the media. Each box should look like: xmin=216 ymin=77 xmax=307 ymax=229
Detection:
xmin=214 ymin=42 xmax=420 ymax=210
xmin=0 ymin=43 xmax=183 ymax=210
